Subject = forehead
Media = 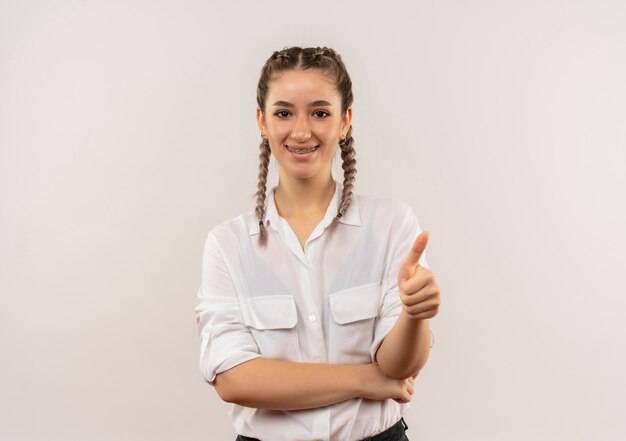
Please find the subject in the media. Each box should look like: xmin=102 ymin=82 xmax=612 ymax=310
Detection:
xmin=268 ymin=69 xmax=339 ymax=103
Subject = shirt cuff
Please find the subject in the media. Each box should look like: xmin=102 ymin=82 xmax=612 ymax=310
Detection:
xmin=200 ymin=324 xmax=262 ymax=386
xmin=370 ymin=319 xmax=396 ymax=365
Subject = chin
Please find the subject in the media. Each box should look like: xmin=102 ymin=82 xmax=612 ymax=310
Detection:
xmin=282 ymin=166 xmax=323 ymax=181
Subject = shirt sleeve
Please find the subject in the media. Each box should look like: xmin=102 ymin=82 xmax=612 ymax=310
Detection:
xmin=194 ymin=230 xmax=262 ymax=385
xmin=370 ymin=204 xmax=435 ymax=365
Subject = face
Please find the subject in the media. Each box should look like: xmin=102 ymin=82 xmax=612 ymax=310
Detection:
xmin=257 ymin=69 xmax=352 ymax=181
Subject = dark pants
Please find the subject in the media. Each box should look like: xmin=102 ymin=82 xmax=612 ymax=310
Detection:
xmin=235 ymin=417 xmax=409 ymax=441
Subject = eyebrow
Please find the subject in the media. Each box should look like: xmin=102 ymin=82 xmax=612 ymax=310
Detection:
xmin=272 ymin=100 xmax=333 ymax=107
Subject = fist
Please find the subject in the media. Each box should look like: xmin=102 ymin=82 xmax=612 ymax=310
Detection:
xmin=397 ymin=231 xmax=441 ymax=320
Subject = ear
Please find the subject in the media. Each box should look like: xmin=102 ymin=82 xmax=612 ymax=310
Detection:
xmin=341 ymin=107 xmax=352 ymax=137
xmin=256 ymin=107 xmax=266 ymax=135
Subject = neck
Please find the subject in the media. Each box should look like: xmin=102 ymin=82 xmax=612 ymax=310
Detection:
xmin=274 ymin=173 xmax=336 ymax=219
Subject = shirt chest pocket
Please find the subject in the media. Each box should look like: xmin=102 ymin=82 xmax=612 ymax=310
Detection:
xmin=242 ymin=295 xmax=302 ymax=361
xmin=328 ymin=281 xmax=382 ymax=363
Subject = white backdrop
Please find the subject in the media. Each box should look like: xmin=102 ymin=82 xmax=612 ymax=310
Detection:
xmin=1 ymin=1 xmax=625 ymax=440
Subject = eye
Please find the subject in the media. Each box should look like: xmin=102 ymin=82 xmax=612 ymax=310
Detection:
xmin=313 ymin=110 xmax=330 ymax=118
xmin=274 ymin=110 xmax=290 ymax=118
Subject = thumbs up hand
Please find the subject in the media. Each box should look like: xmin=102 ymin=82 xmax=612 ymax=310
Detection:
xmin=397 ymin=231 xmax=441 ymax=320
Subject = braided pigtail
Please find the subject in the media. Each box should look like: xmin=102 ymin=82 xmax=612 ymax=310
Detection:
xmin=326 ymin=125 xmax=356 ymax=234
xmin=337 ymin=125 xmax=356 ymax=218
xmin=255 ymin=136 xmax=271 ymax=246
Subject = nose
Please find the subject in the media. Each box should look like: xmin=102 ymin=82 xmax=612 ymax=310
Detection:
xmin=290 ymin=115 xmax=311 ymax=142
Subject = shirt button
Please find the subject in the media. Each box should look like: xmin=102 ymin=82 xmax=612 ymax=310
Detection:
xmin=309 ymin=314 xmax=316 ymax=322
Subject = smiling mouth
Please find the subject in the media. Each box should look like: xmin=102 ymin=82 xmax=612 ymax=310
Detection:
xmin=285 ymin=145 xmax=320 ymax=154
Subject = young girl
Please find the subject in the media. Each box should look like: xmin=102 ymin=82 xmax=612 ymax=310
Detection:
xmin=195 ymin=46 xmax=441 ymax=441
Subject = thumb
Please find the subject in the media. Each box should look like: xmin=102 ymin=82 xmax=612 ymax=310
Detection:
xmin=398 ymin=231 xmax=429 ymax=282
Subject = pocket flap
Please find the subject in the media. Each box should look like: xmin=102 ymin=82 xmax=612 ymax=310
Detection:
xmin=329 ymin=282 xmax=382 ymax=324
xmin=244 ymin=295 xmax=298 ymax=330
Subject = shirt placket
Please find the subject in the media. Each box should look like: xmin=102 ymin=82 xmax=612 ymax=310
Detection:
xmin=303 ymin=242 xmax=331 ymax=441
xmin=275 ymin=212 xmax=335 ymax=440
xmin=279 ymin=226 xmax=330 ymax=440
xmin=299 ymin=242 xmax=327 ymax=363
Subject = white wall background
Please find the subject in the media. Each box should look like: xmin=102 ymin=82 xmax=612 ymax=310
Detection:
xmin=1 ymin=0 xmax=625 ymax=440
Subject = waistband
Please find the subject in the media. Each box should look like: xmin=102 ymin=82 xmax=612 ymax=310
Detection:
xmin=236 ymin=417 xmax=409 ymax=441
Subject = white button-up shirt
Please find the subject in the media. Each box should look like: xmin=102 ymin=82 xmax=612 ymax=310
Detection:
xmin=195 ymin=179 xmax=434 ymax=441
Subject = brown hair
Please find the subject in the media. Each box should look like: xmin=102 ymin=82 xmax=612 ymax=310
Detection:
xmin=254 ymin=46 xmax=357 ymax=246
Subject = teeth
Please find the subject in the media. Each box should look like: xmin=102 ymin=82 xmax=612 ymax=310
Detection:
xmin=287 ymin=145 xmax=318 ymax=154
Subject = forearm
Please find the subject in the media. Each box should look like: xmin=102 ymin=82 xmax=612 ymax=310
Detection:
xmin=214 ymin=358 xmax=366 ymax=410
xmin=374 ymin=313 xmax=431 ymax=379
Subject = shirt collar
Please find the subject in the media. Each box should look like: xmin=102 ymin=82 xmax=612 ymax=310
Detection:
xmin=248 ymin=179 xmax=361 ymax=236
